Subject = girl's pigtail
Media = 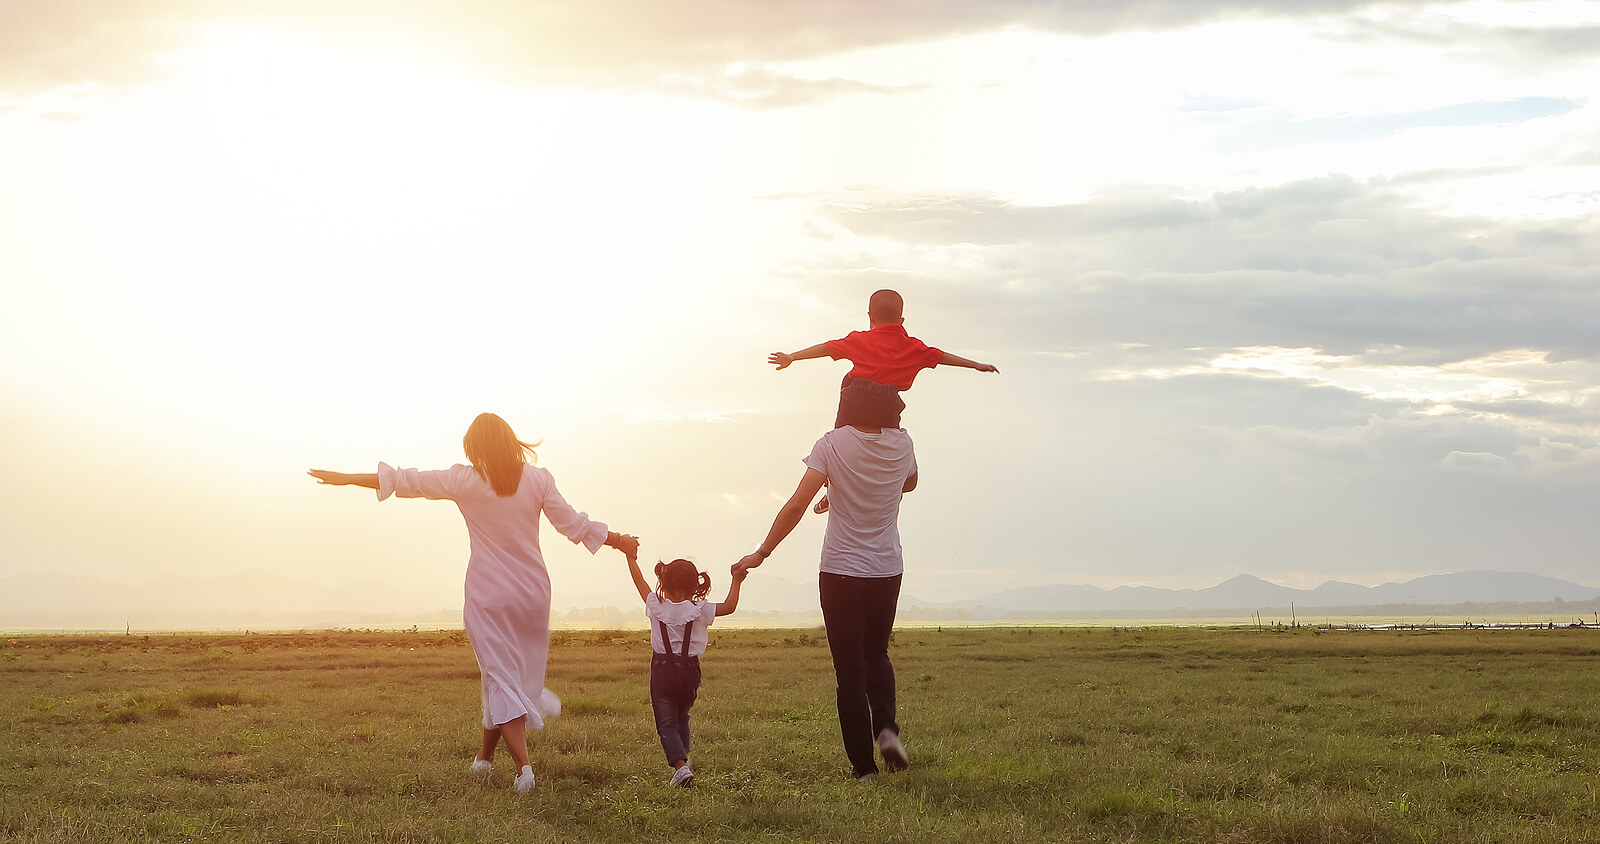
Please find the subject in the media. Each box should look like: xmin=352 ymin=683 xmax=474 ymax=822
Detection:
xmin=694 ymin=572 xmax=712 ymax=602
xmin=653 ymin=561 xmax=668 ymax=597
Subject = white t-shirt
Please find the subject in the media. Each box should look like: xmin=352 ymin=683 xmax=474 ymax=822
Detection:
xmin=803 ymin=427 xmax=918 ymax=578
xmin=645 ymin=593 xmax=719 ymax=656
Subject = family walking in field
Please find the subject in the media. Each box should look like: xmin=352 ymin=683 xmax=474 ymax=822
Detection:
xmin=308 ymin=289 xmax=998 ymax=791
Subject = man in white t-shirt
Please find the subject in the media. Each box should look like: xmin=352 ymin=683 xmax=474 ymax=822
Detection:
xmin=735 ymin=425 xmax=919 ymax=782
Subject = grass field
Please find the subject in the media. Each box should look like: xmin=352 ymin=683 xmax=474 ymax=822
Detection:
xmin=5 ymin=626 xmax=1600 ymax=843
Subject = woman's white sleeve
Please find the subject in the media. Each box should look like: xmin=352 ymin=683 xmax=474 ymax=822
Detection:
xmin=541 ymin=475 xmax=609 ymax=553
xmin=376 ymin=462 xmax=398 ymax=501
xmin=376 ymin=462 xmax=462 ymax=501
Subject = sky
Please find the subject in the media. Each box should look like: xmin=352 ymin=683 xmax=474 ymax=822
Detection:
xmin=3 ymin=0 xmax=1599 ymax=617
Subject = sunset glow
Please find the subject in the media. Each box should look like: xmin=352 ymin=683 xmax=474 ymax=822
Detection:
xmin=3 ymin=1 xmax=1599 ymax=628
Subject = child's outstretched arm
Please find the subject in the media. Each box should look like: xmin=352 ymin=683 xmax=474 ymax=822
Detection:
xmin=618 ymin=539 xmax=650 ymax=602
xmin=768 ymin=342 xmax=831 ymax=370
xmin=716 ymin=566 xmax=748 ymax=617
xmin=938 ymin=351 xmax=999 ymax=373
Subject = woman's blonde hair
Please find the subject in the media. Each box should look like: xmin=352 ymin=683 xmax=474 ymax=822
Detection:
xmin=462 ymin=413 xmax=539 ymax=497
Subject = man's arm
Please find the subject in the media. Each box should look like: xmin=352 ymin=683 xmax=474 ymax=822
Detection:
xmin=938 ymin=351 xmax=999 ymax=373
xmin=769 ymin=342 xmax=833 ymax=371
xmin=903 ymin=471 xmax=918 ymax=494
xmin=734 ymin=468 xmax=829 ymax=572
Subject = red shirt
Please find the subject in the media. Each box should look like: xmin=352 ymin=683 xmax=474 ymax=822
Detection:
xmin=825 ymin=324 xmax=943 ymax=390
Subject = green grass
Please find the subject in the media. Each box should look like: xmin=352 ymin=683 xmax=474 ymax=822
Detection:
xmin=5 ymin=626 xmax=1600 ymax=842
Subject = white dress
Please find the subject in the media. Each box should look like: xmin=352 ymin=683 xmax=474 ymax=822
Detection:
xmin=378 ymin=461 xmax=608 ymax=729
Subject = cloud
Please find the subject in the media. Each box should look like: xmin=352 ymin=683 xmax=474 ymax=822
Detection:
xmin=1515 ymin=436 xmax=1600 ymax=471
xmin=1454 ymin=396 xmax=1600 ymax=428
xmin=1097 ymin=369 xmax=1392 ymax=431
xmin=799 ymin=175 xmax=1600 ymax=364
xmin=936 ymin=362 xmax=1600 ymax=582
xmin=1356 ymin=16 xmax=1600 ymax=63
xmin=758 ymin=170 xmax=1600 ymax=583
xmin=1232 ymin=413 xmax=1564 ymax=473
xmin=655 ymin=66 xmax=927 ymax=109
xmin=1214 ymin=98 xmax=1581 ymax=152
xmin=1443 ymin=450 xmax=1508 ymax=472
xmin=0 ymin=0 xmax=203 ymax=93
xmin=0 ymin=0 xmax=1460 ymax=100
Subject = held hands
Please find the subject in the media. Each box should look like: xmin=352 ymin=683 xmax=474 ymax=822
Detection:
xmin=308 ymin=470 xmax=344 ymax=484
xmin=733 ymin=550 xmax=767 ymax=577
xmin=975 ymin=362 xmax=1000 ymax=373
xmin=768 ymin=351 xmax=795 ymax=370
xmin=608 ymin=532 xmax=640 ymax=562
xmin=730 ymin=564 xmax=749 ymax=584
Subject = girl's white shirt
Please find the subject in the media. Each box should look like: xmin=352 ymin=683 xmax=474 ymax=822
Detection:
xmin=645 ymin=593 xmax=719 ymax=656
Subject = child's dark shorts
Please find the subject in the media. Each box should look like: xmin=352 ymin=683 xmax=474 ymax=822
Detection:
xmin=834 ymin=377 xmax=906 ymax=429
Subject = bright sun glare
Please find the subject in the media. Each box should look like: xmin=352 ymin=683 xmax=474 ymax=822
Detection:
xmin=33 ymin=23 xmax=759 ymax=453
xmin=155 ymin=24 xmax=716 ymax=284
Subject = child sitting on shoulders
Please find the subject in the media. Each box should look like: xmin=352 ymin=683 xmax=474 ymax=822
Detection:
xmin=620 ymin=546 xmax=746 ymax=788
xmin=768 ymin=287 xmax=999 ymax=512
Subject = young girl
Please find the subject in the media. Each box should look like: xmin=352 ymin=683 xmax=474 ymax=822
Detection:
xmin=620 ymin=547 xmax=745 ymax=787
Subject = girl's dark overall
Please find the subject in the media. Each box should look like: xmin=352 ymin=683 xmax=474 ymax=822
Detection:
xmin=650 ymin=618 xmax=701 ymax=765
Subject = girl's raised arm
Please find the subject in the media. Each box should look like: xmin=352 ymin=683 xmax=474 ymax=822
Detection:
xmin=622 ymin=546 xmax=650 ymax=603
xmin=715 ymin=567 xmax=747 ymax=617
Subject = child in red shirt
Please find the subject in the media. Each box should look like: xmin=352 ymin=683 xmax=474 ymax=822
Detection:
xmin=769 ymin=289 xmax=999 ymax=511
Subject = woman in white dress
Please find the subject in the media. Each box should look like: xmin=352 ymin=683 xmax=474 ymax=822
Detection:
xmin=309 ymin=412 xmax=638 ymax=793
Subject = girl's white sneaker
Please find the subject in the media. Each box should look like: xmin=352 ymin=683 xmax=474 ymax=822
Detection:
xmin=470 ymin=759 xmax=492 ymax=776
xmin=513 ymin=765 xmax=536 ymax=793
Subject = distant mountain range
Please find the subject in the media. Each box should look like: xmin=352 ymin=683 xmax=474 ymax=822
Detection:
xmin=1 ymin=569 xmax=1595 ymax=630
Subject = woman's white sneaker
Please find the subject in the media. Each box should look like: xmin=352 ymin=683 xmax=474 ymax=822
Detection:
xmin=669 ymin=765 xmax=695 ymax=788
xmin=513 ymin=765 xmax=536 ymax=793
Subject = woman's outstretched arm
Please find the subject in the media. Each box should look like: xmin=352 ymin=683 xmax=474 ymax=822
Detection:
xmin=308 ymin=470 xmax=378 ymax=489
